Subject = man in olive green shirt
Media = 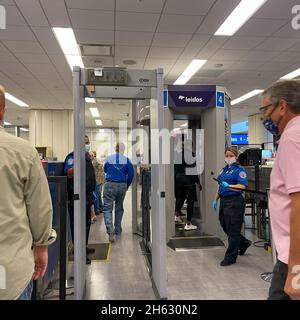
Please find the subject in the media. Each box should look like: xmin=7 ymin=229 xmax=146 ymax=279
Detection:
xmin=0 ymin=86 xmax=55 ymax=300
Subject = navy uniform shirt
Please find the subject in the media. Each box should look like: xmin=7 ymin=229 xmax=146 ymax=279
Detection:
xmin=63 ymin=151 xmax=90 ymax=174
xmin=218 ymin=162 xmax=248 ymax=197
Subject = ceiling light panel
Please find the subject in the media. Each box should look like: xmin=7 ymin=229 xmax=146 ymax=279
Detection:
xmin=215 ymin=0 xmax=268 ymax=36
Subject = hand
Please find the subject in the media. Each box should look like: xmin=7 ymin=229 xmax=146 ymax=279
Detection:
xmin=284 ymin=266 xmax=300 ymax=300
xmin=220 ymin=181 xmax=230 ymax=188
xmin=32 ymin=246 xmax=48 ymax=280
xmin=67 ymin=168 xmax=74 ymax=178
xmin=212 ymin=199 xmax=218 ymax=211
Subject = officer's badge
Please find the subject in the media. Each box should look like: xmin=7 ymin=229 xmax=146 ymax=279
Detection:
xmin=239 ymin=171 xmax=247 ymax=179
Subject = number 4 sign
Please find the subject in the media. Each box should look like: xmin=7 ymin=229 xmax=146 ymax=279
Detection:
xmin=216 ymin=91 xmax=225 ymax=108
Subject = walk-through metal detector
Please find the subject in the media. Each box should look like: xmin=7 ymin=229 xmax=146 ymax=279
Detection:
xmin=162 ymin=85 xmax=232 ymax=241
xmin=73 ymin=67 xmax=167 ymax=299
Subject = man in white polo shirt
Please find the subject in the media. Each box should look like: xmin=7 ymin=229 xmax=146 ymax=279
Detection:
xmin=260 ymin=79 xmax=300 ymax=300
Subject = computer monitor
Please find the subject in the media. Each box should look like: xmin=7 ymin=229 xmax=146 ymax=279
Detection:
xmin=262 ymin=149 xmax=273 ymax=160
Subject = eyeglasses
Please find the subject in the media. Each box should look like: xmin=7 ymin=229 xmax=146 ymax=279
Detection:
xmin=259 ymin=103 xmax=273 ymax=113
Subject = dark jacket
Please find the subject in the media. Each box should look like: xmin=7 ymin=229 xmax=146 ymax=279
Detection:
xmin=174 ymin=150 xmax=200 ymax=187
xmin=63 ymin=152 xmax=96 ymax=197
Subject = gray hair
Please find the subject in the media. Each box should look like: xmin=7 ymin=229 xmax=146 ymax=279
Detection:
xmin=262 ymin=79 xmax=300 ymax=114
xmin=116 ymin=142 xmax=125 ymax=153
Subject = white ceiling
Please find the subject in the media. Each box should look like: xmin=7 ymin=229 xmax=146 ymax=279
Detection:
xmin=0 ymin=0 xmax=299 ymax=126
xmin=85 ymin=99 xmax=131 ymax=128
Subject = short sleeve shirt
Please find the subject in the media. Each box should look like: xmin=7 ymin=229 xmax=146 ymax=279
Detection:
xmin=269 ymin=115 xmax=300 ymax=264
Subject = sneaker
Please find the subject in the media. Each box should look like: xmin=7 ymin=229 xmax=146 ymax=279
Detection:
xmin=184 ymin=223 xmax=197 ymax=231
xmin=175 ymin=216 xmax=183 ymax=223
xmin=239 ymin=240 xmax=252 ymax=255
xmin=108 ymin=233 xmax=115 ymax=243
xmin=86 ymin=247 xmax=95 ymax=254
xmin=220 ymin=259 xmax=236 ymax=267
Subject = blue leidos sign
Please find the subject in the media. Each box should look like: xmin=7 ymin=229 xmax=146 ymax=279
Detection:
xmin=216 ymin=91 xmax=225 ymax=108
xmin=168 ymin=85 xmax=216 ymax=108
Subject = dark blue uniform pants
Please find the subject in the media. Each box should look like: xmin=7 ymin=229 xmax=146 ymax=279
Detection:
xmin=219 ymin=194 xmax=249 ymax=263
xmin=68 ymin=193 xmax=92 ymax=246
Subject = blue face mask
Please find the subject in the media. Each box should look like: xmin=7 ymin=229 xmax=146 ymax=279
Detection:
xmin=262 ymin=117 xmax=279 ymax=136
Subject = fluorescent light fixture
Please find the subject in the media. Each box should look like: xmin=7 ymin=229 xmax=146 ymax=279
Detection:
xmin=85 ymin=97 xmax=96 ymax=103
xmin=4 ymin=121 xmax=11 ymax=126
xmin=95 ymin=119 xmax=103 ymax=126
xmin=20 ymin=128 xmax=29 ymax=132
xmin=89 ymin=107 xmax=100 ymax=118
xmin=231 ymin=89 xmax=263 ymax=105
xmin=5 ymin=93 xmax=28 ymax=107
xmin=174 ymin=59 xmax=207 ymax=85
xmin=280 ymin=68 xmax=300 ymax=79
xmin=98 ymin=99 xmax=112 ymax=103
xmin=215 ymin=0 xmax=268 ymax=36
xmin=52 ymin=27 xmax=84 ymax=70
xmin=180 ymin=122 xmax=188 ymax=127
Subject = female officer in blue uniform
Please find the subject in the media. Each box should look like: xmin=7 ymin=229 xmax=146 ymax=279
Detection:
xmin=213 ymin=147 xmax=252 ymax=266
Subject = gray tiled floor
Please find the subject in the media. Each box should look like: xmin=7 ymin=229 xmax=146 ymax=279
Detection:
xmin=85 ymin=191 xmax=273 ymax=300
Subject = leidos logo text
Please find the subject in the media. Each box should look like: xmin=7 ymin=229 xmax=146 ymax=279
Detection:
xmin=0 ymin=5 xmax=6 ymax=30
xmin=178 ymin=95 xmax=203 ymax=103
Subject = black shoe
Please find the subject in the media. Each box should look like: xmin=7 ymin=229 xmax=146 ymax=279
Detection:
xmin=86 ymin=257 xmax=91 ymax=265
xmin=239 ymin=240 xmax=252 ymax=255
xmin=220 ymin=259 xmax=236 ymax=267
xmin=86 ymin=247 xmax=95 ymax=254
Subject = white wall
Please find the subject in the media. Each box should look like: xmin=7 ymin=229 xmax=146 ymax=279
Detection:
xmin=29 ymin=110 xmax=73 ymax=161
xmin=248 ymin=113 xmax=273 ymax=145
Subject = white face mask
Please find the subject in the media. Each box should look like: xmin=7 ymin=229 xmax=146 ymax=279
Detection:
xmin=225 ymin=157 xmax=236 ymax=166
xmin=85 ymin=144 xmax=91 ymax=152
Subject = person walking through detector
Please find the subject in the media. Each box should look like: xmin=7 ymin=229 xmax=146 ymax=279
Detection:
xmin=103 ymin=143 xmax=134 ymax=243
xmin=89 ymin=150 xmax=105 ymax=223
xmin=63 ymin=135 xmax=96 ymax=264
xmin=213 ymin=147 xmax=251 ymax=266
xmin=260 ymin=79 xmax=300 ymax=300
xmin=0 ymin=85 xmax=56 ymax=300
xmin=174 ymin=139 xmax=201 ymax=230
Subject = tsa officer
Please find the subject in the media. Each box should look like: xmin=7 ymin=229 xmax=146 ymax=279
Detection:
xmin=213 ymin=147 xmax=252 ymax=266
xmin=63 ymin=135 xmax=96 ymax=264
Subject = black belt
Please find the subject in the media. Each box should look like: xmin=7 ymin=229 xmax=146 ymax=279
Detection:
xmin=220 ymin=194 xmax=243 ymax=199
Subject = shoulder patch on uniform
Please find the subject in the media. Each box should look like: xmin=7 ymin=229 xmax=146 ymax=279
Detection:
xmin=239 ymin=171 xmax=247 ymax=179
xmin=67 ymin=158 xmax=74 ymax=165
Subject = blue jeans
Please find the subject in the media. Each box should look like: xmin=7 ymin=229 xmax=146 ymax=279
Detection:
xmin=103 ymin=182 xmax=127 ymax=234
xmin=18 ymin=280 xmax=33 ymax=300
xmin=94 ymin=184 xmax=103 ymax=214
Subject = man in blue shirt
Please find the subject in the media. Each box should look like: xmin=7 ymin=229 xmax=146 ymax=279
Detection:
xmin=103 ymin=142 xmax=134 ymax=242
